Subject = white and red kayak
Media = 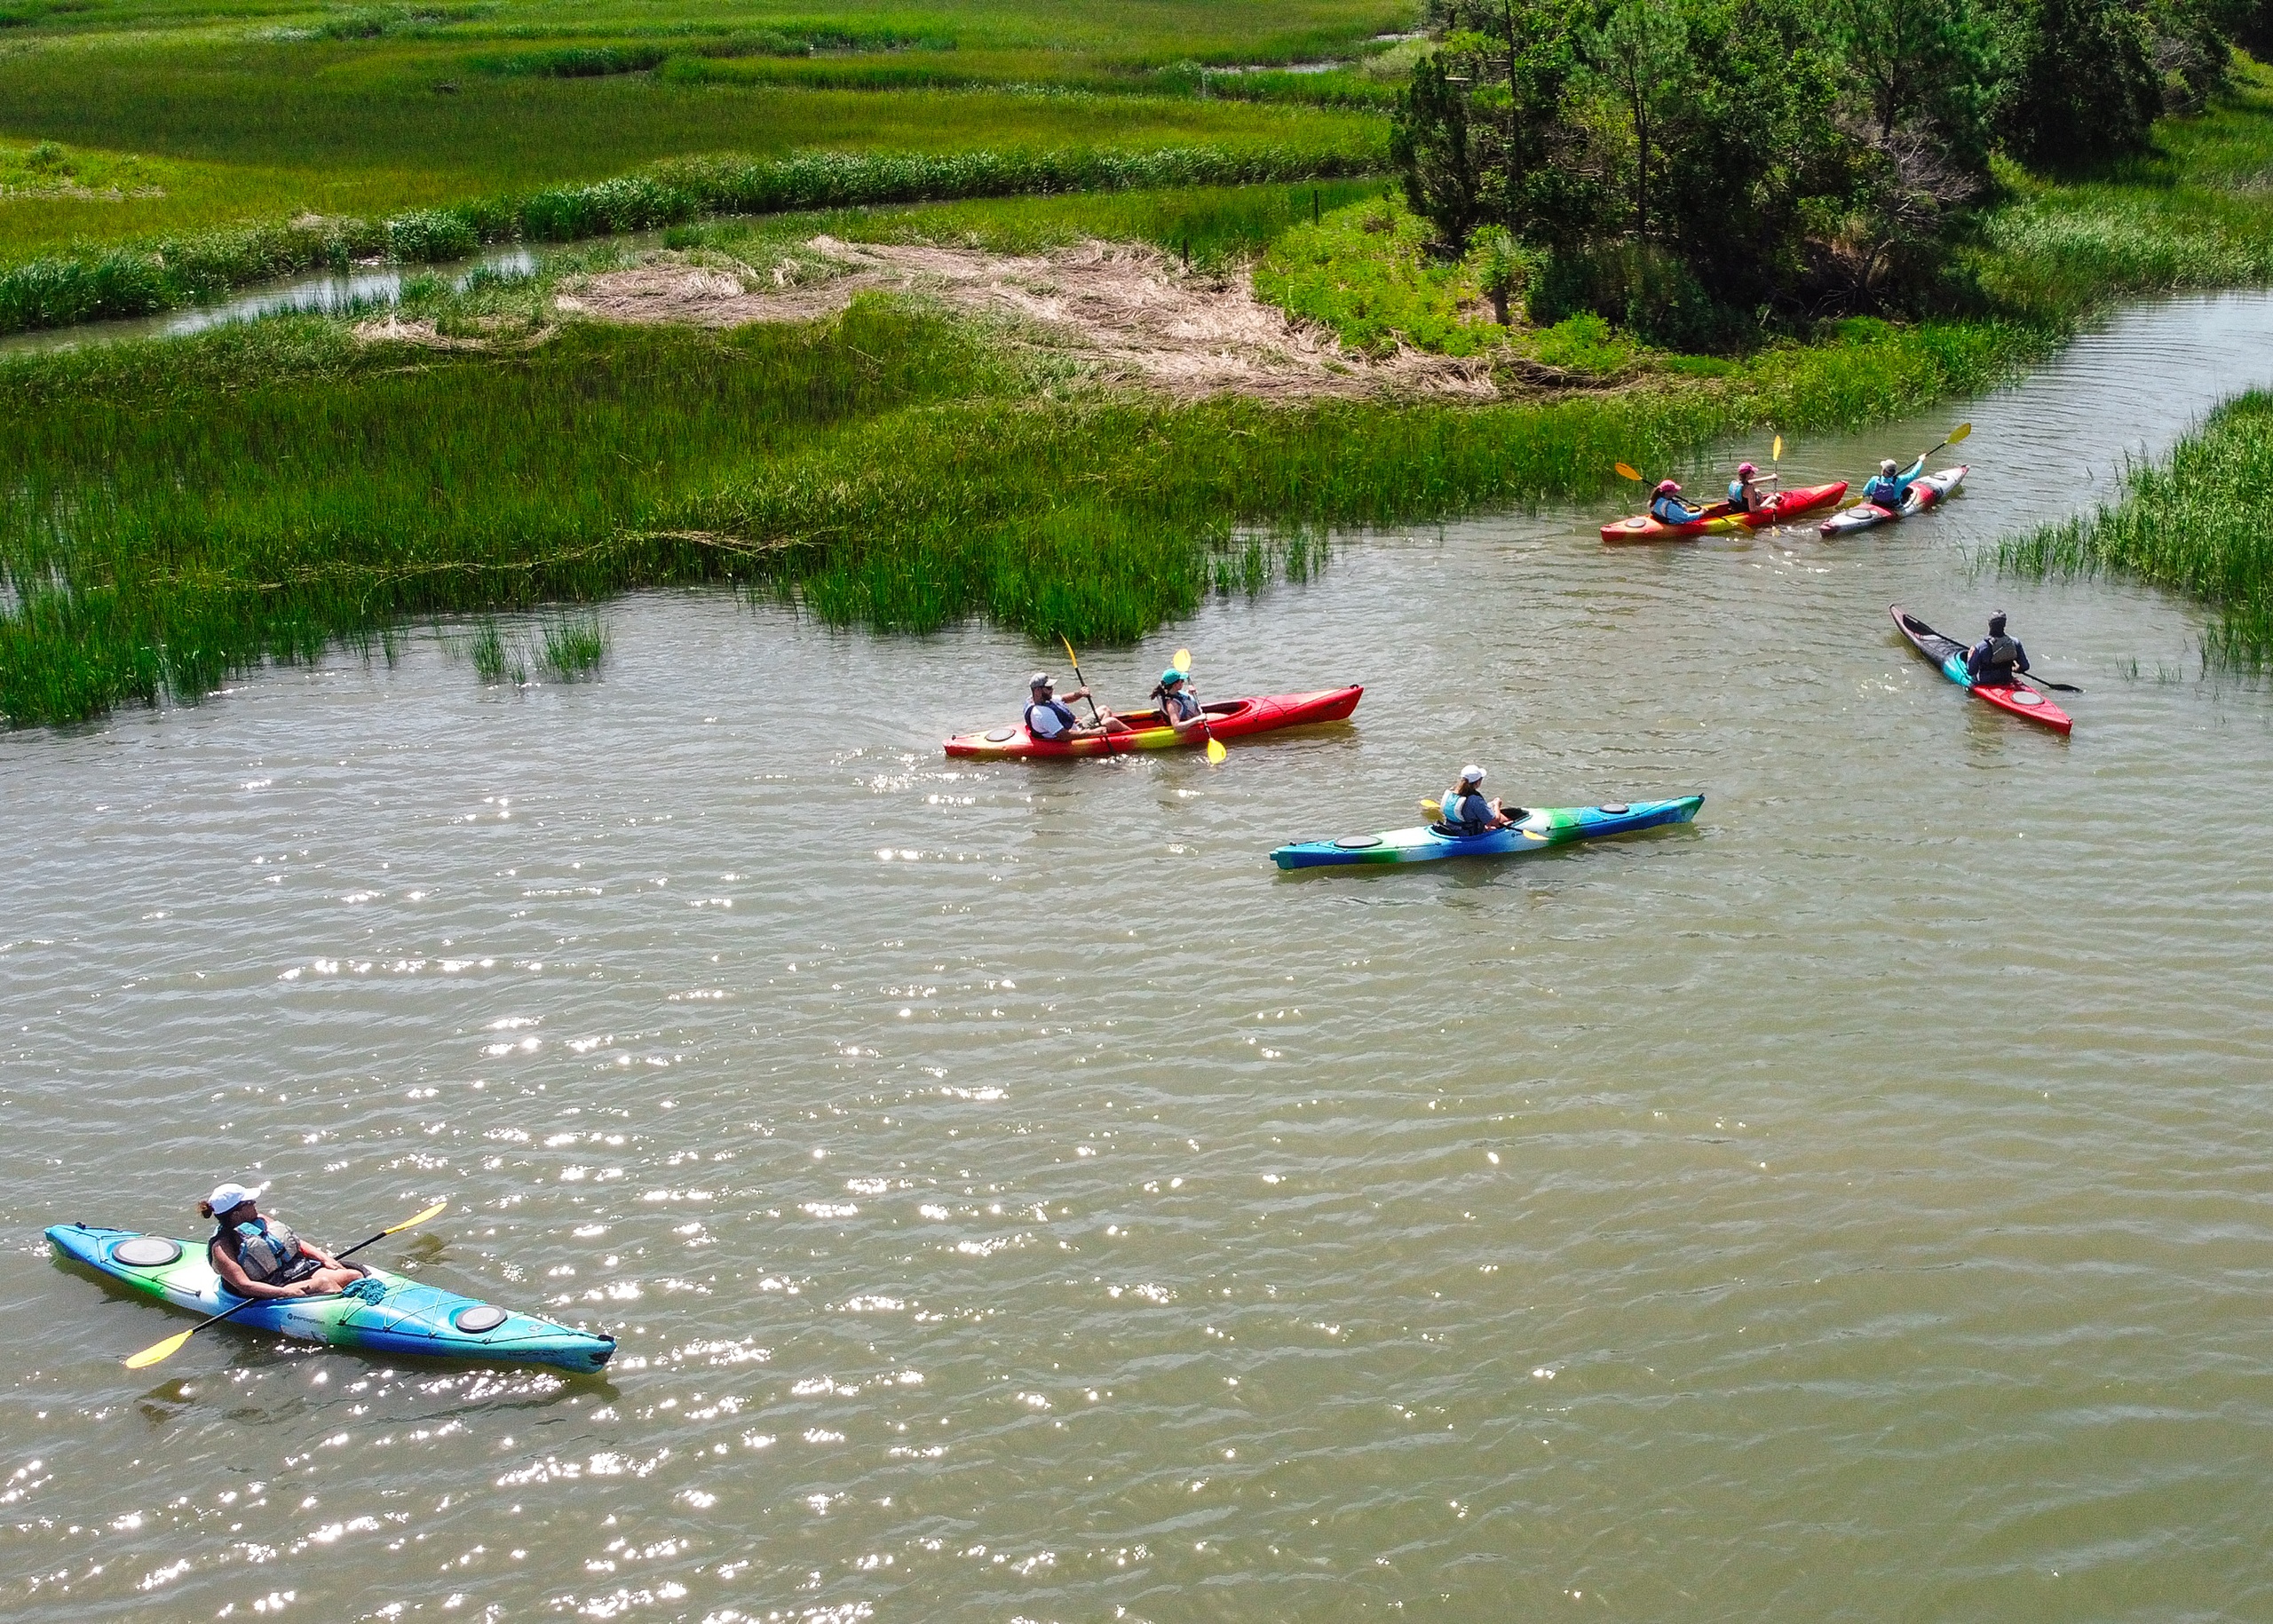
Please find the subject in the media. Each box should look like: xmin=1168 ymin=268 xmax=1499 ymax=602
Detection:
xmin=1821 ymin=465 xmax=1966 ymax=536
xmin=944 ymin=685 xmax=1361 ymax=758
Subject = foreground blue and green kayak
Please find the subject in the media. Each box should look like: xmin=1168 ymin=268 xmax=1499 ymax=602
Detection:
xmin=49 ymin=1223 xmax=616 ymax=1374
xmin=1271 ymin=794 xmax=1704 ymax=871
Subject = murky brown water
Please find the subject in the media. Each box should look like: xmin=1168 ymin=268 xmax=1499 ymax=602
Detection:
xmin=5 ymin=295 xmax=2273 ymax=1623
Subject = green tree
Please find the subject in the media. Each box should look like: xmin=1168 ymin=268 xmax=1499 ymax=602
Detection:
xmin=1833 ymin=0 xmax=2001 ymax=171
xmin=2001 ymin=0 xmax=2161 ymax=170
xmin=1591 ymin=0 xmax=1691 ymax=245
xmin=1391 ymin=51 xmax=1485 ymax=247
xmin=1458 ymin=0 xmax=1589 ymax=242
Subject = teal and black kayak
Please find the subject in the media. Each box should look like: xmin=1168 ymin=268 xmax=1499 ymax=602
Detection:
xmin=1271 ymin=794 xmax=1703 ymax=871
xmin=49 ymin=1223 xmax=616 ymax=1374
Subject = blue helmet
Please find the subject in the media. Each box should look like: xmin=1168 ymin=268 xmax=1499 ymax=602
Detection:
xmin=1160 ymin=668 xmax=1187 ymax=686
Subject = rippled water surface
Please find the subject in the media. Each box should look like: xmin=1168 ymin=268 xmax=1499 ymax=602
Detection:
xmin=7 ymin=296 xmax=2273 ymax=1623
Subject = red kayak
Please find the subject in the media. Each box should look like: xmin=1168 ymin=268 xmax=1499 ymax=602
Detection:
xmin=944 ymin=685 xmax=1362 ymax=758
xmin=1601 ymin=480 xmax=1849 ymax=543
xmin=1890 ymin=606 xmax=2071 ymax=734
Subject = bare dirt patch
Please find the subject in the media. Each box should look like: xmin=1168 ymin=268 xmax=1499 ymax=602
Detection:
xmin=546 ymin=241 xmax=1499 ymax=402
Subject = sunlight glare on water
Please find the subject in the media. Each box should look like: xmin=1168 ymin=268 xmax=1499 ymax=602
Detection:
xmin=4 ymin=294 xmax=2273 ymax=1621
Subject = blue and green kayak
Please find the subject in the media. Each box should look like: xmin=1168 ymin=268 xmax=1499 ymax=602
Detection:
xmin=1271 ymin=794 xmax=1703 ymax=871
xmin=49 ymin=1223 xmax=616 ymax=1374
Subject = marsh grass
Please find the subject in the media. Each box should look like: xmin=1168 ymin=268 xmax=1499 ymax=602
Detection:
xmin=540 ymin=614 xmax=610 ymax=677
xmin=465 ymin=619 xmax=524 ymax=683
xmin=0 ymin=297 xmax=2045 ymax=726
xmin=2000 ymin=391 xmax=2273 ymax=670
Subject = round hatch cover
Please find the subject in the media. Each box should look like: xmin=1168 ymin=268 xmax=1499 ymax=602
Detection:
xmin=453 ymin=1303 xmax=510 ymax=1334
xmin=1334 ymin=836 xmax=1383 ymax=849
xmin=2010 ymin=690 xmax=2043 ymax=705
xmin=1597 ymin=803 xmax=1631 ymax=814
xmin=111 ymin=1236 xmax=182 ymax=1268
xmin=985 ymin=728 xmax=1019 ymax=742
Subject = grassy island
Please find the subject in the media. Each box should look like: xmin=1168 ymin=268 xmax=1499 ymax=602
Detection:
xmin=6 ymin=0 xmax=2273 ymax=725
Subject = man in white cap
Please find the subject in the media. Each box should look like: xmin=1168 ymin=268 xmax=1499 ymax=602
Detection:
xmin=1438 ymin=765 xmax=1512 ymax=835
xmin=199 ymin=1182 xmax=365 ymax=1299
xmin=1022 ymin=672 xmax=1115 ymax=742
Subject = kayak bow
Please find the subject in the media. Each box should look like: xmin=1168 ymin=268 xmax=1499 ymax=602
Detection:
xmin=49 ymin=1224 xmax=616 ymax=1374
xmin=1601 ymin=482 xmax=1848 ymax=543
xmin=945 ymin=685 xmax=1361 ymax=759
xmin=1820 ymin=465 xmax=1967 ymax=537
xmin=1271 ymin=794 xmax=1702 ymax=870
xmin=1889 ymin=605 xmax=2071 ymax=734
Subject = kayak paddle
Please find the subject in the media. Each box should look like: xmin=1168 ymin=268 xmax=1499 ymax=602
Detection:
xmin=1057 ymin=634 xmax=1106 ymax=726
xmin=123 ymin=1199 xmax=448 ymax=1370
xmin=1171 ymin=648 xmax=1227 ymax=764
xmin=2016 ymin=671 xmax=2083 ymax=694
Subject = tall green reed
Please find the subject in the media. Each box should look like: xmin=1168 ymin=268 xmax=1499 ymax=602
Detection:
xmin=0 ymin=299 xmax=2045 ymax=727
xmin=2000 ymin=391 xmax=2273 ymax=669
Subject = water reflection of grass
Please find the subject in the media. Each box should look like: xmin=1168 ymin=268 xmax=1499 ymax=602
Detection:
xmin=0 ymin=298 xmax=2039 ymax=727
xmin=2002 ymin=392 xmax=2273 ymax=670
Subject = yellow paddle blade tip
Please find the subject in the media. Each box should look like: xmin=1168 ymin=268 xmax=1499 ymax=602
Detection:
xmin=124 ymin=1331 xmax=193 ymax=1369
xmin=1614 ymin=463 xmax=1641 ymax=481
xmin=1206 ymin=740 xmax=1227 ymax=764
xmin=1172 ymin=648 xmax=1192 ymax=674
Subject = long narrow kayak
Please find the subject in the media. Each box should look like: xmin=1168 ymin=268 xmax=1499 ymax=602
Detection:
xmin=1601 ymin=481 xmax=1848 ymax=543
xmin=49 ymin=1223 xmax=617 ymax=1374
xmin=1889 ymin=606 xmax=2071 ymax=734
xmin=1271 ymin=794 xmax=1702 ymax=870
xmin=1820 ymin=466 xmax=1967 ymax=537
xmin=945 ymin=685 xmax=1361 ymax=759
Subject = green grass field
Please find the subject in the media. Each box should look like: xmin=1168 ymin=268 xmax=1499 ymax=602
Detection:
xmin=0 ymin=0 xmax=1408 ymax=259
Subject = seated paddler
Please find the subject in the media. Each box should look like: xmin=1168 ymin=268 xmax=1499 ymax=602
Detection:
xmin=1861 ymin=456 xmax=1922 ymax=511
xmin=201 ymin=1181 xmax=367 ymax=1300
xmin=1651 ymin=479 xmax=1706 ymax=526
xmin=1437 ymin=764 xmax=1513 ymax=835
xmin=1726 ymin=460 xmax=1778 ymax=515
xmin=1150 ymin=667 xmax=1206 ymax=735
xmin=1023 ymin=672 xmax=1116 ymax=741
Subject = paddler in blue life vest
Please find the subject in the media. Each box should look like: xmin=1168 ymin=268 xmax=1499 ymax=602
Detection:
xmin=200 ymin=1182 xmax=367 ymax=1300
xmin=1651 ymin=479 xmax=1706 ymax=526
xmin=1438 ymin=764 xmax=1515 ymax=834
xmin=1965 ymin=611 xmax=2031 ymax=689
xmin=1024 ymin=672 xmax=1117 ymax=742
xmin=1860 ymin=455 xmax=1922 ymax=512
xmin=1725 ymin=460 xmax=1778 ymax=516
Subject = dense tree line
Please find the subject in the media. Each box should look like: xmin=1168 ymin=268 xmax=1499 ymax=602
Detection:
xmin=1392 ymin=0 xmax=2265 ymax=340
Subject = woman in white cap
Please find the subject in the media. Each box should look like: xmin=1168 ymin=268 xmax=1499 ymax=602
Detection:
xmin=200 ymin=1182 xmax=365 ymax=1299
xmin=1438 ymin=765 xmax=1511 ymax=835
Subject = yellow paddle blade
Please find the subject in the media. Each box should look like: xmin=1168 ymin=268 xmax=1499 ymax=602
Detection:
xmin=1421 ymin=797 xmax=1442 ymax=815
xmin=1947 ymin=422 xmax=1972 ymax=445
xmin=1206 ymin=737 xmax=1227 ymax=764
xmin=1771 ymin=434 xmax=1784 ymax=463
xmin=1058 ymin=634 xmax=1079 ymax=667
xmin=1613 ymin=462 xmax=1642 ymax=481
xmin=1172 ymin=647 xmax=1192 ymax=675
xmin=384 ymin=1200 xmax=447 ymax=1236
xmin=123 ymin=1328 xmax=195 ymax=1370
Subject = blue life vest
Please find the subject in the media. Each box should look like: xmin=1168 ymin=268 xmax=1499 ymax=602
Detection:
xmin=1651 ymin=495 xmax=1696 ymax=526
xmin=1025 ymin=698 xmax=1078 ymax=737
xmin=1729 ymin=479 xmax=1750 ymax=511
xmin=1862 ymin=475 xmax=1904 ymax=509
xmin=1441 ymin=788 xmax=1494 ymax=832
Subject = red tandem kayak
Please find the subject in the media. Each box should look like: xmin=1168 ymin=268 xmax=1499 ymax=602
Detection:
xmin=944 ymin=685 xmax=1363 ymax=759
xmin=1601 ymin=480 xmax=1849 ymax=543
xmin=1890 ymin=606 xmax=2071 ymax=734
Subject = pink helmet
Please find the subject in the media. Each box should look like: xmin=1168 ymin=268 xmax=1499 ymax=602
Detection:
xmin=1737 ymin=461 xmax=1757 ymax=477
xmin=1654 ymin=479 xmax=1681 ymax=495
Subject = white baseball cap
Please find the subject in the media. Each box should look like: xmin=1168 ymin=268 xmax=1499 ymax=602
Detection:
xmin=1459 ymin=764 xmax=1485 ymax=784
xmin=206 ymin=1181 xmax=259 ymax=1215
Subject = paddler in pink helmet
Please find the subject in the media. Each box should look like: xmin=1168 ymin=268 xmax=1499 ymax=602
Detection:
xmin=1725 ymin=460 xmax=1778 ymax=516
